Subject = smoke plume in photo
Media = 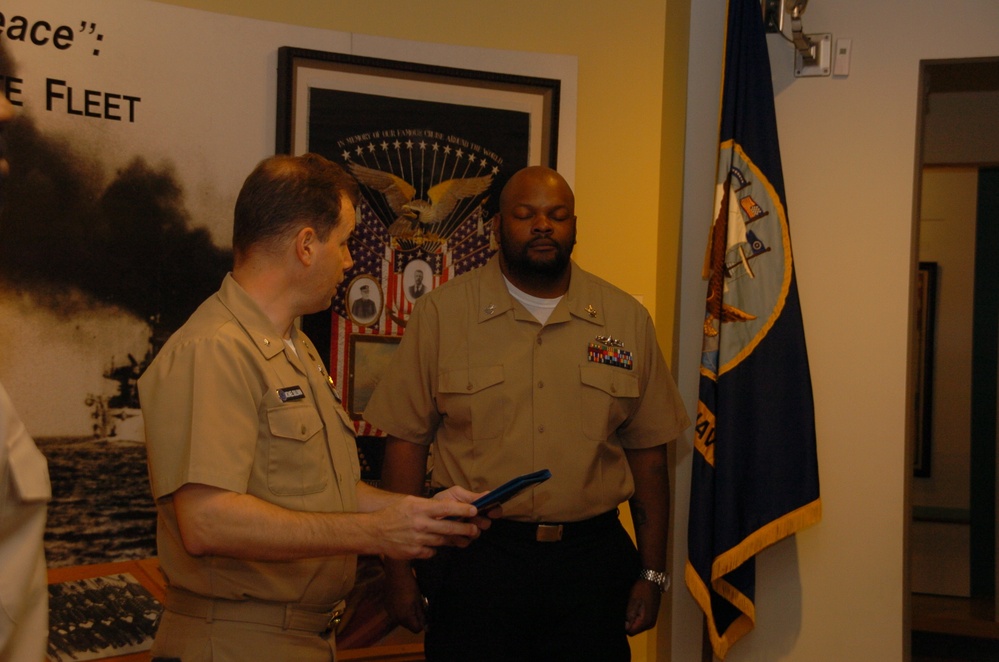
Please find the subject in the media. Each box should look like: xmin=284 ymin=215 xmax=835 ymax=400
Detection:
xmin=0 ymin=114 xmax=232 ymax=335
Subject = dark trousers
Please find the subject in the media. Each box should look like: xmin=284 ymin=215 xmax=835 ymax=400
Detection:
xmin=421 ymin=511 xmax=640 ymax=662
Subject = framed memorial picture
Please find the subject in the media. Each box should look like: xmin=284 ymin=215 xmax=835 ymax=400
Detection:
xmin=347 ymin=334 xmax=402 ymax=422
xmin=277 ymin=47 xmax=560 ymax=431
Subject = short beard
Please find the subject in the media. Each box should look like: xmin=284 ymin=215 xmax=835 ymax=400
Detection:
xmin=499 ymin=234 xmax=575 ymax=287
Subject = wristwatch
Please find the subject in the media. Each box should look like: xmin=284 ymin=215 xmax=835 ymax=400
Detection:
xmin=639 ymin=568 xmax=671 ymax=593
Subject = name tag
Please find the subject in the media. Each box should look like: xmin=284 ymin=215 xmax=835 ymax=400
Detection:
xmin=277 ymin=386 xmax=305 ymax=402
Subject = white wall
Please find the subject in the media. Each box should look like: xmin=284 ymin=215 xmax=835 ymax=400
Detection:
xmin=674 ymin=2 xmax=999 ymax=660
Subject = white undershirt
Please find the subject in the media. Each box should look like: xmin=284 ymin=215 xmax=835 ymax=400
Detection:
xmin=503 ymin=276 xmax=563 ymax=325
xmin=283 ymin=337 xmax=298 ymax=357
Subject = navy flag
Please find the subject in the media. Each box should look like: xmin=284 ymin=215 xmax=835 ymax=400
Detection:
xmin=685 ymin=0 xmax=821 ymax=658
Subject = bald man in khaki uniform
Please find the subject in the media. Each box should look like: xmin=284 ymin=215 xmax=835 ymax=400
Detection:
xmin=139 ymin=154 xmax=488 ymax=662
xmin=367 ymin=166 xmax=690 ymax=661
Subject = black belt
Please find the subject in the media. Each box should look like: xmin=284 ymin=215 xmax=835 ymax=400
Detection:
xmin=487 ymin=509 xmax=620 ymax=543
xmin=165 ymin=587 xmax=345 ymax=635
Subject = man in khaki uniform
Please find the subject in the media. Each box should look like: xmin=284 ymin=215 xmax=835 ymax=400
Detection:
xmin=0 ymin=380 xmax=51 ymax=662
xmin=139 ymin=154 xmax=487 ymax=662
xmin=366 ymin=166 xmax=690 ymax=661
xmin=0 ymin=88 xmax=51 ymax=662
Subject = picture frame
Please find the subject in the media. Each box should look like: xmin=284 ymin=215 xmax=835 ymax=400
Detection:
xmin=348 ymin=334 xmax=402 ymax=422
xmin=913 ymin=261 xmax=938 ymax=477
xmin=403 ymin=258 xmax=432 ymax=303
xmin=346 ymin=274 xmax=384 ymax=327
xmin=275 ymin=46 xmax=560 ymax=399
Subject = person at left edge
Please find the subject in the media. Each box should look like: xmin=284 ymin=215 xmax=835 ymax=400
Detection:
xmin=138 ymin=153 xmax=489 ymax=662
xmin=0 ymin=85 xmax=52 ymax=662
xmin=0 ymin=383 xmax=51 ymax=662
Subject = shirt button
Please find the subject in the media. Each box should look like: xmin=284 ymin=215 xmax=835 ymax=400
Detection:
xmin=538 ymin=425 xmax=545 ymax=433
xmin=537 ymin=337 xmax=543 ymax=345
xmin=467 ymin=383 xmax=473 ymax=391
xmin=538 ymin=381 xmax=544 ymax=389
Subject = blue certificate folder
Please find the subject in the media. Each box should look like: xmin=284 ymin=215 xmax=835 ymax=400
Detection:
xmin=471 ymin=468 xmax=552 ymax=512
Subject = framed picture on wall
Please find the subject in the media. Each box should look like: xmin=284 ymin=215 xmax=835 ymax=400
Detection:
xmin=276 ymin=46 xmax=560 ymax=425
xmin=347 ymin=334 xmax=401 ymax=422
xmin=913 ymin=261 xmax=938 ymax=477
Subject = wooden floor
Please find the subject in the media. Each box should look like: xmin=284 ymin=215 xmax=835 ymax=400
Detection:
xmin=912 ymin=593 xmax=999 ymax=662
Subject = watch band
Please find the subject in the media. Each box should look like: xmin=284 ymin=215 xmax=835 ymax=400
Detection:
xmin=639 ymin=568 xmax=671 ymax=593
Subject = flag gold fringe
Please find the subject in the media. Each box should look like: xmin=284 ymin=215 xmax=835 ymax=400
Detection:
xmin=685 ymin=561 xmax=754 ymax=660
xmin=685 ymin=497 xmax=822 ymax=660
xmin=712 ymin=498 xmax=822 ymax=580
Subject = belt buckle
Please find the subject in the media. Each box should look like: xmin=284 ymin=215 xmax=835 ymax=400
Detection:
xmin=536 ymin=524 xmax=563 ymax=542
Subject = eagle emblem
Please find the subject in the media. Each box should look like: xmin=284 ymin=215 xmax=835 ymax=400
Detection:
xmin=348 ymin=162 xmax=493 ymax=238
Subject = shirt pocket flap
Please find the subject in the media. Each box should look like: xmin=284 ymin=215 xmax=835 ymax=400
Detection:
xmin=267 ymin=403 xmax=324 ymax=441
xmin=579 ymin=363 xmax=640 ymax=398
xmin=438 ymin=365 xmax=504 ymax=395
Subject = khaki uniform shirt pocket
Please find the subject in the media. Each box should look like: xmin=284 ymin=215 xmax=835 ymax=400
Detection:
xmin=437 ymin=366 xmax=506 ymax=442
xmin=578 ymin=363 xmax=640 ymax=440
xmin=265 ymin=404 xmax=328 ymax=496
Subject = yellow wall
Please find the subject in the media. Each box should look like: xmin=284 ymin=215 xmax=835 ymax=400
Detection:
xmin=153 ymin=0 xmax=687 ymax=330
xmin=150 ymin=1 xmax=691 ymax=660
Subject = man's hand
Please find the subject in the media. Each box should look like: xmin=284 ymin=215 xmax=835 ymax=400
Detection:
xmin=383 ymin=560 xmax=428 ymax=633
xmin=625 ymin=579 xmax=661 ymax=635
xmin=368 ymin=493 xmax=482 ymax=560
xmin=433 ymin=485 xmax=498 ymax=534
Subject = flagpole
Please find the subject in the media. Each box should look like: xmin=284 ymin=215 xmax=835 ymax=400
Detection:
xmin=685 ymin=0 xmax=821 ymax=658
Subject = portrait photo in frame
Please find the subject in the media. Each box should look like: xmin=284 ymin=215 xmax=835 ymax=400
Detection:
xmin=403 ymin=258 xmax=432 ymax=303
xmin=346 ymin=274 xmax=383 ymax=327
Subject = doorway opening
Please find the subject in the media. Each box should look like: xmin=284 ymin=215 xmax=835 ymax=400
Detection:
xmin=910 ymin=57 xmax=999 ymax=658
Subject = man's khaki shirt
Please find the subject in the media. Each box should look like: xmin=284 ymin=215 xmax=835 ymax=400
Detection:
xmin=365 ymin=257 xmax=689 ymax=522
xmin=139 ymin=274 xmax=360 ymax=606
